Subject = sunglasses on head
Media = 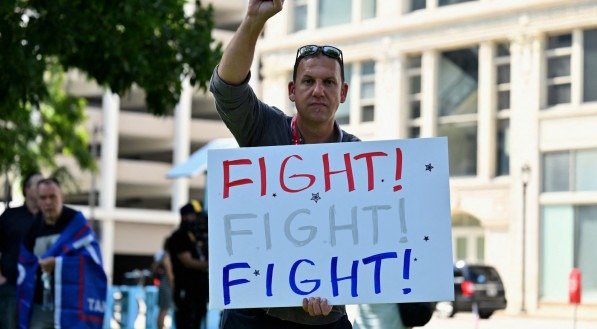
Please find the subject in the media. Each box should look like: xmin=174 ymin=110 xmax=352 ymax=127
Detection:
xmin=293 ymin=45 xmax=345 ymax=81
xmin=296 ymin=45 xmax=343 ymax=63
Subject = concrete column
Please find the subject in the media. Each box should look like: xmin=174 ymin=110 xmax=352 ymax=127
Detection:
xmin=421 ymin=50 xmax=438 ymax=137
xmin=477 ymin=42 xmax=496 ymax=181
xmin=172 ymin=78 xmax=192 ymax=211
xmin=378 ymin=0 xmax=403 ymax=16
xmin=100 ymin=90 xmax=120 ymax=282
xmin=509 ymin=31 xmax=542 ymax=313
xmin=375 ymin=38 xmax=403 ymax=139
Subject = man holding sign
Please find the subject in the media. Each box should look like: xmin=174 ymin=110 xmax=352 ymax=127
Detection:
xmin=210 ymin=0 xmax=357 ymax=327
xmin=209 ymin=0 xmax=454 ymax=328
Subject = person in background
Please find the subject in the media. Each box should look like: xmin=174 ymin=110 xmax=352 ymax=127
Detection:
xmin=166 ymin=201 xmax=209 ymax=329
xmin=209 ymin=1 xmax=358 ymax=327
xmin=19 ymin=178 xmax=107 ymax=329
xmin=152 ymin=238 xmax=174 ymax=329
xmin=0 ymin=172 xmax=43 ymax=329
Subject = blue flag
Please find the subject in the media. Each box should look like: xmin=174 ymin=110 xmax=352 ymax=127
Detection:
xmin=18 ymin=211 xmax=107 ymax=329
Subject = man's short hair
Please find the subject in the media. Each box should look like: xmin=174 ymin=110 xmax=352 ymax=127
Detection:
xmin=37 ymin=177 xmax=61 ymax=189
xmin=292 ymin=45 xmax=345 ymax=83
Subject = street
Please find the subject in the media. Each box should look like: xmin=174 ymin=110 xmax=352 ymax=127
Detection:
xmin=423 ymin=312 xmax=597 ymax=329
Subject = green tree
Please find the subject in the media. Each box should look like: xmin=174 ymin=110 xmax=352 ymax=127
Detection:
xmin=0 ymin=0 xmax=222 ymax=178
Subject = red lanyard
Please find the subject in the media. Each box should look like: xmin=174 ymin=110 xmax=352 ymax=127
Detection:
xmin=291 ymin=116 xmax=302 ymax=145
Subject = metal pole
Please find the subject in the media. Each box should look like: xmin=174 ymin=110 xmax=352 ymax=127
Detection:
xmin=521 ymin=179 xmax=527 ymax=313
xmin=89 ymin=125 xmax=100 ymax=240
xmin=573 ymin=304 xmax=577 ymax=329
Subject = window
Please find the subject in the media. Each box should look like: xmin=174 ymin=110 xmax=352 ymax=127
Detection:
xmin=409 ymin=0 xmax=476 ymax=11
xmin=292 ymin=0 xmax=376 ymax=31
xmin=544 ymin=28 xmax=597 ymax=107
xmin=407 ymin=55 xmax=422 ymax=138
xmin=496 ymin=120 xmax=510 ymax=176
xmin=409 ymin=0 xmax=426 ymax=12
xmin=545 ymin=33 xmax=572 ymax=106
xmin=361 ymin=0 xmax=376 ymax=20
xmin=438 ymin=0 xmax=476 ymax=6
xmin=542 ymin=149 xmax=597 ymax=192
xmin=292 ymin=0 xmax=308 ymax=32
xmin=360 ymin=61 xmax=376 ymax=122
xmin=495 ymin=42 xmax=511 ymax=176
xmin=584 ymin=28 xmax=597 ymax=102
xmin=542 ymin=151 xmax=570 ymax=192
xmin=541 ymin=205 xmax=597 ymax=301
xmin=336 ymin=64 xmax=352 ymax=125
xmin=318 ymin=0 xmax=351 ymax=28
xmin=452 ymin=212 xmax=484 ymax=263
xmin=438 ymin=47 xmax=479 ymax=176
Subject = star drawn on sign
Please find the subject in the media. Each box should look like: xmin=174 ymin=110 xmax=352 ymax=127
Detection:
xmin=425 ymin=163 xmax=434 ymax=172
xmin=253 ymin=270 xmax=260 ymax=276
xmin=414 ymin=258 xmax=418 ymax=262
xmin=311 ymin=193 xmax=321 ymax=203
xmin=424 ymin=236 xmax=430 ymax=242
xmin=272 ymin=193 xmax=277 ymax=198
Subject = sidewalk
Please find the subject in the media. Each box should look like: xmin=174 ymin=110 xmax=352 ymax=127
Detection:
xmin=424 ymin=312 xmax=597 ymax=329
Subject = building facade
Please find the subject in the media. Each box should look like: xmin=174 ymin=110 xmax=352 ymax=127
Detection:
xmin=52 ymin=0 xmax=244 ymax=284
xmin=4 ymin=0 xmax=592 ymax=318
xmin=253 ymin=0 xmax=597 ymax=317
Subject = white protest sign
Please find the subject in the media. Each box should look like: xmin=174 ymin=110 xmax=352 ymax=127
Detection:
xmin=207 ymin=137 xmax=453 ymax=309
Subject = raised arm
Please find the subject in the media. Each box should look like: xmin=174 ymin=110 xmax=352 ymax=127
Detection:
xmin=217 ymin=0 xmax=284 ymax=85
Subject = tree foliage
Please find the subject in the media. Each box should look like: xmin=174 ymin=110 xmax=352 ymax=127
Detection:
xmin=0 ymin=0 xmax=222 ymax=177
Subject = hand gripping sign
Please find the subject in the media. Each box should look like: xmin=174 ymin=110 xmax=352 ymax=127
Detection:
xmin=207 ymin=137 xmax=454 ymax=309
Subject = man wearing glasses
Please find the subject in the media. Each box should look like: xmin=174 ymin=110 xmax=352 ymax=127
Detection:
xmin=210 ymin=0 xmax=356 ymax=328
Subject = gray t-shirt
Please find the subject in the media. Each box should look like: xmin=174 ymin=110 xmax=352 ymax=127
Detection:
xmin=210 ymin=68 xmax=359 ymax=147
xmin=210 ymin=68 xmax=359 ymax=325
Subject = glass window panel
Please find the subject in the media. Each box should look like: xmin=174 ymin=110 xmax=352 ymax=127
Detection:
xmin=410 ymin=100 xmax=421 ymax=119
xmin=408 ymin=55 xmax=422 ymax=68
xmin=583 ymin=28 xmax=597 ymax=102
xmin=540 ymin=206 xmax=574 ymax=300
xmin=336 ymin=64 xmax=352 ymax=124
xmin=293 ymin=4 xmax=308 ymax=32
xmin=410 ymin=0 xmax=426 ymax=11
xmin=409 ymin=126 xmax=420 ymax=138
xmin=547 ymin=33 xmax=572 ymax=49
xmin=575 ymin=149 xmax=597 ymax=191
xmin=438 ymin=122 xmax=478 ymax=176
xmin=438 ymin=47 xmax=479 ymax=116
xmin=318 ymin=0 xmax=351 ymax=28
xmin=496 ymin=64 xmax=510 ymax=84
xmin=361 ymin=105 xmax=374 ymax=122
xmin=361 ymin=82 xmax=375 ymax=99
xmin=547 ymin=56 xmax=571 ymax=78
xmin=496 ymin=43 xmax=510 ymax=57
xmin=476 ymin=237 xmax=485 ymax=263
xmin=438 ymin=0 xmax=475 ymax=6
xmin=542 ymin=151 xmax=570 ymax=192
xmin=547 ymin=84 xmax=571 ymax=106
xmin=456 ymin=237 xmax=467 ymax=261
xmin=496 ymin=120 xmax=510 ymax=176
xmin=497 ymin=90 xmax=510 ymax=111
xmin=361 ymin=61 xmax=375 ymax=75
xmin=578 ymin=206 xmax=597 ymax=300
xmin=362 ymin=0 xmax=376 ymax=19
xmin=410 ymin=75 xmax=421 ymax=94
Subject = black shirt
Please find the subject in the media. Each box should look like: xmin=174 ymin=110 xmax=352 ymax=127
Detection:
xmin=23 ymin=206 xmax=77 ymax=304
xmin=166 ymin=227 xmax=208 ymax=297
xmin=0 ymin=205 xmax=37 ymax=285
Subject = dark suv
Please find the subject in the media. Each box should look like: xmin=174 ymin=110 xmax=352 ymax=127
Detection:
xmin=436 ymin=262 xmax=507 ymax=319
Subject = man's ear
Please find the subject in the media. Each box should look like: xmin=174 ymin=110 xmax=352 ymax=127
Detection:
xmin=288 ymin=81 xmax=296 ymax=102
xmin=340 ymin=82 xmax=349 ymax=103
